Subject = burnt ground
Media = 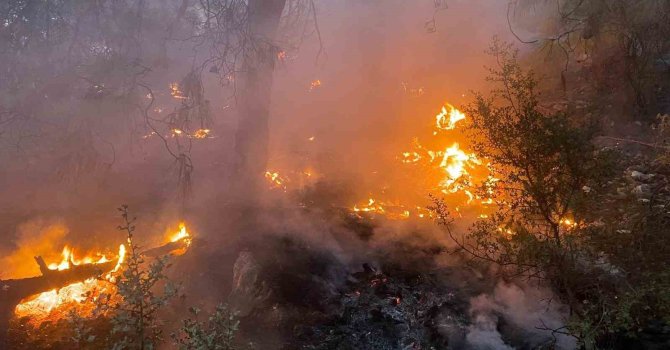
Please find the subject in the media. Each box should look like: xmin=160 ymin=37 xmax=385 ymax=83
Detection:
xmin=175 ymin=207 xmax=563 ymax=350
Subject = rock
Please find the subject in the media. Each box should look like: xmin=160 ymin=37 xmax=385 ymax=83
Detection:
xmin=631 ymin=171 xmax=655 ymax=181
xmin=632 ymin=184 xmax=651 ymax=197
xmin=229 ymin=251 xmax=271 ymax=316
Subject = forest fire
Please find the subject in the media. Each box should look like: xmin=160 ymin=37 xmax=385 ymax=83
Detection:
xmin=263 ymin=103 xmax=492 ymax=219
xmin=3 ymin=1 xmax=668 ymax=348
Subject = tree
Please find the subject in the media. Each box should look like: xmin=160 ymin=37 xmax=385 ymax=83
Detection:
xmin=509 ymin=0 xmax=670 ymax=113
xmin=233 ymin=0 xmax=288 ymax=203
xmin=430 ymin=38 xmax=615 ymax=344
xmin=432 ymin=38 xmax=670 ymax=347
xmin=464 ymin=38 xmax=611 ymax=248
xmin=172 ymin=304 xmax=242 ymax=350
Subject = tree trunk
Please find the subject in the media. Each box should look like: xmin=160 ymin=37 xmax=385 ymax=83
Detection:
xmin=232 ymin=0 xmax=287 ymax=204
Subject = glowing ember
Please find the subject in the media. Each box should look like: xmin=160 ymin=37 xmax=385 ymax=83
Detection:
xmin=265 ymin=170 xmax=288 ymax=190
xmin=351 ymin=198 xmax=434 ymax=220
xmin=309 ymin=79 xmax=322 ymax=91
xmin=277 ymin=50 xmax=287 ymax=61
xmin=353 ymin=198 xmax=386 ymax=214
xmin=169 ymin=82 xmax=187 ymax=99
xmin=192 ymin=128 xmax=211 ymax=139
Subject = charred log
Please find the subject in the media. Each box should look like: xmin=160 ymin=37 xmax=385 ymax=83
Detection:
xmin=142 ymin=238 xmax=191 ymax=257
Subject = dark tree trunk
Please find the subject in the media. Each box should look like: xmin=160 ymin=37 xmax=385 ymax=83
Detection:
xmin=233 ymin=0 xmax=287 ymax=203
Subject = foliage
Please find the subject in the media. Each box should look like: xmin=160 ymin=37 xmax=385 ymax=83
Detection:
xmin=464 ymin=38 xmax=614 ymax=248
xmin=512 ymin=0 xmax=670 ymax=113
xmin=172 ymin=304 xmax=243 ymax=350
xmin=432 ymin=39 xmax=670 ymax=347
xmin=95 ymin=205 xmax=179 ymax=350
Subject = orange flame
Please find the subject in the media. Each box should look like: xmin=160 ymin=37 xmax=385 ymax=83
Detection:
xmin=435 ymin=104 xmax=466 ymax=131
xmin=15 ymin=244 xmax=126 ymax=322
xmin=265 ymin=171 xmax=288 ymax=191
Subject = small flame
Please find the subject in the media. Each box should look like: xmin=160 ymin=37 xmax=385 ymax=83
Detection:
xmin=169 ymin=82 xmax=187 ymax=99
xmin=435 ymin=104 xmax=466 ymax=131
xmin=170 ymin=222 xmax=191 ymax=245
xmin=192 ymin=128 xmax=211 ymax=139
xmin=265 ymin=170 xmax=288 ymax=190
xmin=277 ymin=50 xmax=287 ymax=61
xmin=309 ymin=79 xmax=322 ymax=92
xmin=113 ymin=244 xmax=126 ymax=272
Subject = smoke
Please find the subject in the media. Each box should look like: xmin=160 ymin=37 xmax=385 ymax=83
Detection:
xmin=0 ymin=1 xmax=580 ymax=347
xmin=0 ymin=219 xmax=68 ymax=279
xmin=465 ymin=282 xmax=577 ymax=350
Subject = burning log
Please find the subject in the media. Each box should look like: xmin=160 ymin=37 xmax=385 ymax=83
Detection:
xmin=0 ymin=222 xmax=192 ymax=344
xmin=0 ymin=258 xmax=116 ymax=344
xmin=142 ymin=237 xmax=191 ymax=257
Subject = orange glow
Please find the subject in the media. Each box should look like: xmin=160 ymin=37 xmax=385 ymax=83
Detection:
xmin=309 ymin=79 xmax=322 ymax=91
xmin=351 ymin=198 xmax=434 ymax=220
xmin=348 ymin=103 xmax=493 ymax=220
xmin=192 ymin=128 xmax=211 ymax=139
xmin=277 ymin=50 xmax=287 ymax=61
xmin=169 ymin=82 xmax=187 ymax=99
xmin=15 ymin=244 xmax=126 ymax=323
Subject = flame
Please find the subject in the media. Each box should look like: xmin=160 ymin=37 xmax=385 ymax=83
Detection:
xmin=435 ymin=104 xmax=466 ymax=131
xmin=15 ymin=244 xmax=127 ymax=323
xmin=439 ymin=143 xmax=480 ymax=188
xmin=559 ymin=218 xmax=579 ymax=230
xmin=113 ymin=244 xmax=126 ymax=272
xmin=169 ymin=82 xmax=187 ymax=99
xmin=169 ymin=222 xmax=191 ymax=245
xmin=309 ymin=79 xmax=322 ymax=91
xmin=164 ymin=222 xmax=193 ymax=257
xmin=15 ymin=279 xmax=99 ymax=320
xmin=145 ymin=128 xmax=211 ymax=140
xmin=265 ymin=170 xmax=288 ymax=191
xmin=351 ymin=198 xmax=434 ymax=220
xmin=192 ymin=128 xmax=211 ymax=139
xmin=46 ymin=246 xmax=111 ymax=271
xmin=277 ymin=50 xmax=287 ymax=61
xmin=350 ymin=103 xmax=491 ymax=220
xmin=353 ymin=198 xmax=386 ymax=214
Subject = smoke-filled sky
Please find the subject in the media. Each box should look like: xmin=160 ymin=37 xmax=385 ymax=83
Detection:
xmin=0 ymin=0 xmax=517 ymax=276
